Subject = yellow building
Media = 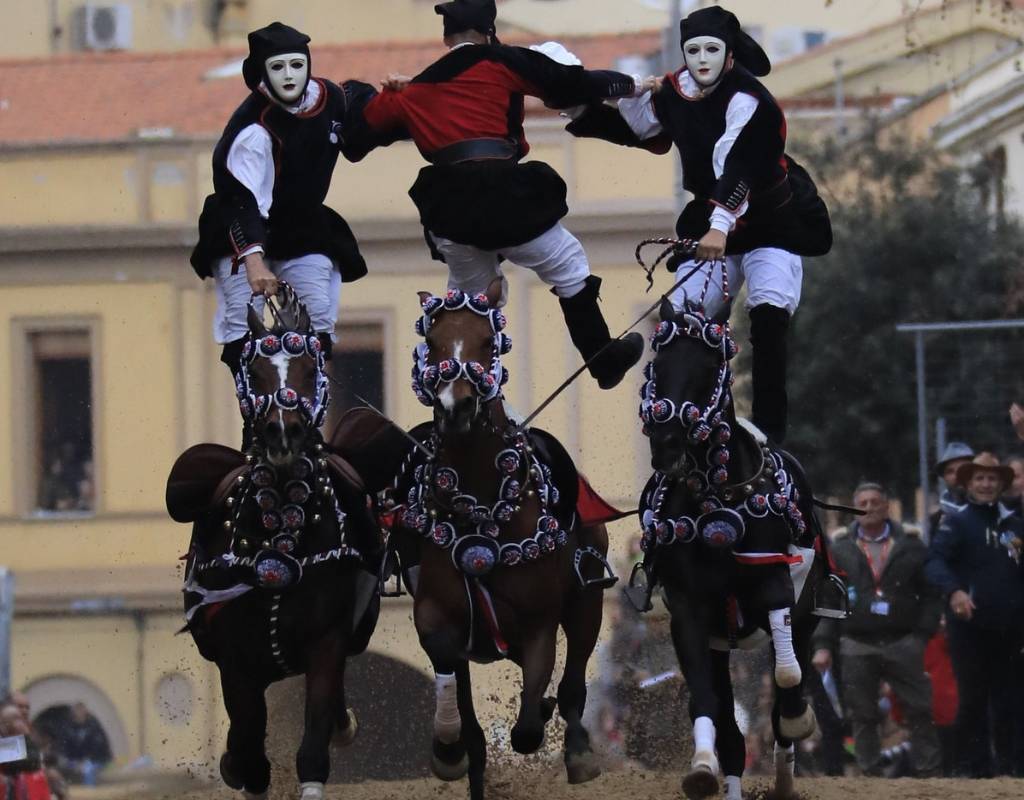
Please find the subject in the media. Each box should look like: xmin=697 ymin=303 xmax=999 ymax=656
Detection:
xmin=0 ymin=32 xmax=677 ymax=776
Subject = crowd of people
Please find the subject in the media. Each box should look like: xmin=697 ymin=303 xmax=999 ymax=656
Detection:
xmin=0 ymin=692 xmax=112 ymax=799
xmin=36 ymin=441 xmax=93 ymax=514
xmin=594 ymin=413 xmax=1024 ymax=781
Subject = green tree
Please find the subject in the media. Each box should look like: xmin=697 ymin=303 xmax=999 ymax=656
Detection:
xmin=772 ymin=134 xmax=1024 ymax=508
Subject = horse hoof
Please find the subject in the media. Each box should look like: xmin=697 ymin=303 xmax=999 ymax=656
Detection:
xmin=779 ymin=705 xmax=817 ymax=740
xmin=565 ymin=751 xmax=601 ymax=785
xmin=430 ymin=738 xmax=469 ymax=781
xmin=299 ymin=781 xmax=324 ymax=800
xmin=681 ymin=764 xmax=719 ymax=800
xmin=511 ymin=724 xmax=545 ymax=755
xmin=219 ymin=753 xmax=243 ymax=791
xmin=334 ymin=708 xmax=358 ymax=746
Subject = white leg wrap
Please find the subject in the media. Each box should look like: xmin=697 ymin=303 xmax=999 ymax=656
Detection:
xmin=434 ymin=672 xmax=461 ymax=744
xmin=723 ymin=775 xmax=742 ymax=800
xmin=769 ymin=608 xmax=802 ymax=688
xmin=774 ymin=743 xmax=796 ymax=797
xmin=691 ymin=715 xmax=719 ymax=773
xmin=299 ymin=782 xmax=324 ymax=800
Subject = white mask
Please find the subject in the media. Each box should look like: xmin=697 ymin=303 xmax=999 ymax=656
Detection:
xmin=264 ymin=52 xmax=310 ymax=104
xmin=683 ymin=36 xmax=727 ymax=87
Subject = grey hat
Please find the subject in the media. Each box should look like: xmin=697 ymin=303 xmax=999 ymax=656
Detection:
xmin=934 ymin=441 xmax=974 ymax=474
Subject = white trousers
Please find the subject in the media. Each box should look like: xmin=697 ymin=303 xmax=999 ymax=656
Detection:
xmin=429 ymin=223 xmax=591 ymax=301
xmin=212 ymin=254 xmax=342 ymax=344
xmin=669 ymin=247 xmax=803 ymax=317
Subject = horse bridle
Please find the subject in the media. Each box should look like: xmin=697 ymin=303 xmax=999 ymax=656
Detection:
xmin=412 ymin=289 xmax=511 ymax=407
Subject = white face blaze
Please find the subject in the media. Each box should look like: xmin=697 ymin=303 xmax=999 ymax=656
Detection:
xmin=437 ymin=340 xmax=463 ymax=412
xmin=683 ymin=35 xmax=727 ymax=87
xmin=264 ymin=52 xmax=309 ymax=103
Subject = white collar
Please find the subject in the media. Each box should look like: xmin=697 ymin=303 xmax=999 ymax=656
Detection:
xmin=676 ymin=68 xmax=723 ymax=100
xmin=450 ymin=42 xmax=478 ymax=51
xmin=259 ymin=78 xmax=321 ymax=115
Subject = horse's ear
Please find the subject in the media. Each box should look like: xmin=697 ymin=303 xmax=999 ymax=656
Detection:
xmin=417 ymin=291 xmax=432 ymax=306
xmin=484 ymin=276 xmax=505 ymax=308
xmin=247 ymin=302 xmax=267 ymax=337
xmin=659 ymin=297 xmax=677 ymax=321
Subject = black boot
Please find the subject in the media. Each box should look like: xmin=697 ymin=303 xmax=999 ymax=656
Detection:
xmin=749 ymin=304 xmax=790 ymax=444
xmin=558 ymin=276 xmax=644 ymax=390
xmin=221 ymin=339 xmax=253 ymax=451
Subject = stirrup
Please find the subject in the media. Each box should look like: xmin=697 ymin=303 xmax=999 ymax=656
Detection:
xmin=622 ymin=561 xmax=655 ymax=612
xmin=573 ymin=546 xmax=618 ymax=589
xmin=378 ymin=549 xmax=406 ymax=598
xmin=812 ymin=573 xmax=850 ymax=619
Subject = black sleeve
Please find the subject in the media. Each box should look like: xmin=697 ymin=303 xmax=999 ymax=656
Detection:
xmin=498 ymin=46 xmax=636 ymax=108
xmin=211 ymin=134 xmax=267 ymax=255
xmin=338 ymin=80 xmax=410 ymax=163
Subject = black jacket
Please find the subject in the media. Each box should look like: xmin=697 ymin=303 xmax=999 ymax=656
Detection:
xmin=925 ymin=500 xmax=1024 ymax=631
xmin=190 ymin=79 xmax=390 ymax=279
xmin=813 ymin=520 xmax=942 ymax=652
xmin=568 ymin=65 xmax=832 ymax=257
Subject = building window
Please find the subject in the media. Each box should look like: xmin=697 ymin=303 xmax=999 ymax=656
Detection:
xmin=325 ymin=321 xmax=386 ymax=436
xmin=31 ymin=329 xmax=95 ymax=514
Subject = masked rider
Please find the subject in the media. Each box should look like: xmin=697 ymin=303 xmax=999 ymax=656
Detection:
xmin=569 ymin=6 xmax=832 ymax=441
xmin=354 ymin=0 xmax=657 ymax=390
xmin=191 ymin=22 xmax=389 ymax=397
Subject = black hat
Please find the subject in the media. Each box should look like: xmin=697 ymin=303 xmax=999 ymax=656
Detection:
xmin=435 ymin=0 xmax=497 ymax=38
xmin=679 ymin=6 xmax=770 ymax=77
xmin=242 ymin=21 xmax=312 ymax=93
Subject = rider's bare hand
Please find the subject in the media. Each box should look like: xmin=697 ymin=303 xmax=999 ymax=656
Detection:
xmin=811 ymin=648 xmax=832 ymax=673
xmin=639 ymin=75 xmax=663 ymax=94
xmin=695 ymin=229 xmax=727 ymax=263
xmin=382 ymin=74 xmax=412 ymax=92
xmin=244 ymin=253 xmax=278 ymax=297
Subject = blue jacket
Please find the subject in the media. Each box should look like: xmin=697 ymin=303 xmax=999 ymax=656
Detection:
xmin=925 ymin=500 xmax=1024 ymax=630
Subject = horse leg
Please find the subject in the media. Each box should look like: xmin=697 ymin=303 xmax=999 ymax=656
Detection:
xmin=417 ymin=614 xmax=471 ymax=782
xmin=295 ymin=632 xmax=346 ymax=800
xmin=557 ymin=575 xmax=603 ymax=785
xmin=511 ymin=624 xmax=558 ymax=755
xmin=708 ymin=649 xmax=745 ymax=800
xmin=772 ymin=606 xmax=817 ymax=744
xmin=663 ymin=584 xmax=720 ymax=800
xmin=454 ymin=660 xmax=487 ymax=800
xmin=218 ymin=669 xmax=271 ymax=798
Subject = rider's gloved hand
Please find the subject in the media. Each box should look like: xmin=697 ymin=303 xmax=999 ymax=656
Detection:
xmin=244 ymin=252 xmax=278 ymax=297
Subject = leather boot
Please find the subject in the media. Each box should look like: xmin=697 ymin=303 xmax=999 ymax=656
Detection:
xmin=221 ymin=339 xmax=253 ymax=451
xmin=558 ymin=276 xmax=644 ymax=389
xmin=749 ymin=303 xmax=790 ymax=444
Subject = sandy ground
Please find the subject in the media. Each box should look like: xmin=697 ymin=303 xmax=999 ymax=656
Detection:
xmin=77 ymin=767 xmax=1024 ymax=800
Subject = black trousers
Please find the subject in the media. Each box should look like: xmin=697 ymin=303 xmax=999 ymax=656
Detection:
xmin=947 ymin=620 xmax=1024 ymax=777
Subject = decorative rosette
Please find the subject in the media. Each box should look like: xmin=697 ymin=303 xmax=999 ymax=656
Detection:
xmin=431 ymin=522 xmax=456 ymax=548
xmin=257 ymin=335 xmax=281 ymax=356
xmin=522 ymin=539 xmax=542 ymax=562
xmin=500 ymin=543 xmax=524 ymax=566
xmin=746 ymin=494 xmax=770 ymax=518
xmin=292 ymin=457 xmax=314 ymax=480
xmin=285 ymin=480 xmax=311 ymax=504
xmin=272 ymin=532 xmax=297 ymax=553
xmin=451 ymin=494 xmax=476 ymax=516
xmin=500 ymin=477 xmax=522 ymax=502
xmin=252 ymin=464 xmax=276 ymax=488
xmin=261 ymin=509 xmax=282 ymax=531
xmin=496 ymin=449 xmax=521 ymax=474
xmin=492 ymin=500 xmax=516 ymax=523
xmin=282 ymin=331 xmax=305 ymax=355
xmin=433 ymin=467 xmax=459 ymax=494
xmin=707 ymin=445 xmax=730 ymax=467
xmin=489 ymin=309 xmax=507 ymax=333
xmin=280 ymin=504 xmax=305 ymax=529
xmin=713 ymin=423 xmax=732 ymax=445
xmin=470 ymin=505 xmax=491 ymax=524
xmin=256 ymin=489 xmax=279 ymax=511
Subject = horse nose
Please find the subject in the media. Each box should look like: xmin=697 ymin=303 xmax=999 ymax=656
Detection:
xmin=264 ymin=419 xmax=284 ymax=447
xmin=438 ymin=394 xmax=478 ymax=433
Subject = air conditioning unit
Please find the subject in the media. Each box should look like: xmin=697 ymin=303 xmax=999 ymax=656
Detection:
xmin=73 ymin=4 xmax=133 ymax=51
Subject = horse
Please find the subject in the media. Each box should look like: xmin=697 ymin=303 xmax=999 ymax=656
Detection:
xmin=631 ymin=297 xmax=832 ymax=800
xmin=166 ymin=285 xmax=381 ymax=800
xmin=389 ymin=279 xmax=616 ymax=800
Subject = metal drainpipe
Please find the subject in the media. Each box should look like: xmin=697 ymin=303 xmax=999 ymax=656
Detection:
xmin=134 ymin=610 xmax=147 ymax=757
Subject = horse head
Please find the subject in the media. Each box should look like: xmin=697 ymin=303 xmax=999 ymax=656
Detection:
xmin=237 ymin=284 xmax=329 ymax=464
xmin=412 ymin=278 xmax=509 ymax=438
xmin=641 ymin=298 xmax=737 ymax=476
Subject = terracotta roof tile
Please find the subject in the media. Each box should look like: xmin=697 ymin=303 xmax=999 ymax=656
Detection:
xmin=0 ymin=32 xmax=662 ymax=145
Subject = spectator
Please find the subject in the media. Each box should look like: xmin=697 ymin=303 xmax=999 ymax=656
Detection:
xmin=925 ymin=452 xmax=1024 ymax=777
xmin=1001 ymin=454 xmax=1024 ymax=517
xmin=811 ymin=482 xmax=942 ymax=776
xmin=55 ymin=703 xmax=111 ymax=786
xmin=930 ymin=442 xmax=974 ymax=532
xmin=0 ymin=704 xmax=52 ymax=800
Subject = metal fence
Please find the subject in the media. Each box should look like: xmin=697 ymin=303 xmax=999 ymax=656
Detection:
xmin=897 ymin=319 xmax=1024 ymax=540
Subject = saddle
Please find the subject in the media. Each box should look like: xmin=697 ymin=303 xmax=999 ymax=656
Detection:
xmin=166 ymin=442 xmax=365 ymax=523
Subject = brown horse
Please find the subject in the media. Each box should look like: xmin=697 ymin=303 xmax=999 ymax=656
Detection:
xmin=391 ymin=279 xmax=613 ymax=800
xmin=167 ymin=285 xmax=380 ymax=800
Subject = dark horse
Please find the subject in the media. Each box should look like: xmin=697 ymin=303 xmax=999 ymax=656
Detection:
xmin=632 ymin=298 xmax=832 ymax=800
xmin=166 ymin=286 xmax=380 ymax=800
xmin=389 ymin=280 xmax=615 ymax=800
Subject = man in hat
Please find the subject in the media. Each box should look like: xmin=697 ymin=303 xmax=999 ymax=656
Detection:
xmin=355 ymin=0 xmax=658 ymax=389
xmin=811 ymin=482 xmax=942 ymax=777
xmin=929 ymin=441 xmax=974 ymax=531
xmin=566 ymin=6 xmax=832 ymax=442
xmin=191 ymin=22 xmax=399 ymax=385
xmin=925 ymin=453 xmax=1024 ymax=776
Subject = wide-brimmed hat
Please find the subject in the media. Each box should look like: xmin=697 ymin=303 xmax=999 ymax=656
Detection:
xmin=955 ymin=452 xmax=1015 ymax=489
xmin=934 ymin=441 xmax=974 ymax=475
xmin=679 ymin=6 xmax=771 ymax=77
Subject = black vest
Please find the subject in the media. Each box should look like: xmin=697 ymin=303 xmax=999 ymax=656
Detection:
xmin=190 ymin=79 xmax=367 ymax=281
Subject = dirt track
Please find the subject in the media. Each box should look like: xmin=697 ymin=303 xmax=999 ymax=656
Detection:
xmin=116 ymin=767 xmax=1024 ymax=800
